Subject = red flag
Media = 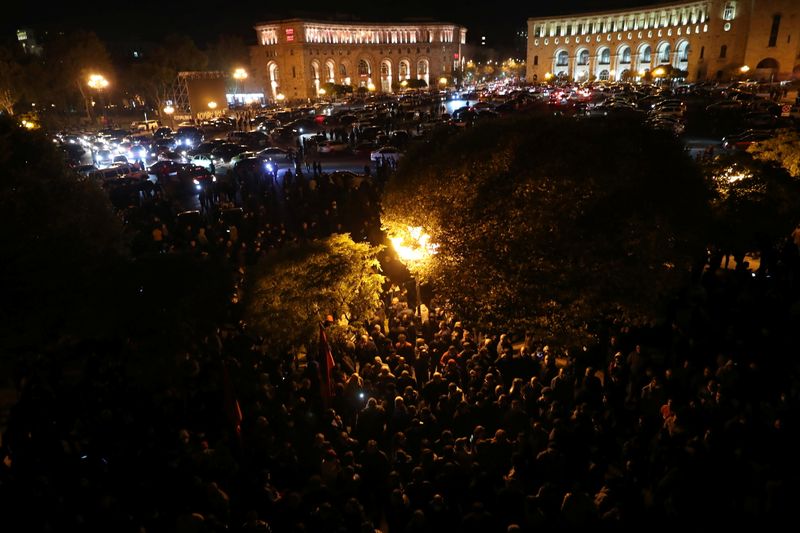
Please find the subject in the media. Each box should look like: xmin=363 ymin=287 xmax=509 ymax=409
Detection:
xmin=319 ymin=323 xmax=335 ymax=406
xmin=222 ymin=360 xmax=243 ymax=437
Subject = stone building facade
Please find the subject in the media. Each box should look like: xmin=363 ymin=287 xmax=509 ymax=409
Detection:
xmin=250 ymin=19 xmax=467 ymax=101
xmin=526 ymin=0 xmax=800 ymax=83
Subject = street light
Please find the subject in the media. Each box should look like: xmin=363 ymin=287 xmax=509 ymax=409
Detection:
xmin=367 ymin=81 xmax=376 ymax=92
xmin=318 ymin=87 xmax=326 ymax=97
xmin=389 ymin=225 xmax=438 ymax=317
xmin=207 ymin=101 xmax=218 ymax=110
xmin=544 ymin=72 xmax=553 ymax=81
xmin=276 ymin=92 xmax=285 ymax=103
xmin=87 ymin=73 xmax=109 ymax=125
xmin=163 ymin=104 xmax=175 ymax=128
xmin=233 ymin=67 xmax=248 ymax=106
xmin=400 ymin=79 xmax=408 ymax=90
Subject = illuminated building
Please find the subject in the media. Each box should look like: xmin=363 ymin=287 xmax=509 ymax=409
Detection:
xmin=251 ymin=19 xmax=467 ymax=101
xmin=527 ymin=0 xmax=800 ymax=82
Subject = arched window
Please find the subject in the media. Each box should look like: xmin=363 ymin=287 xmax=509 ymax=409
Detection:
xmin=556 ymin=50 xmax=569 ymax=66
xmin=599 ymin=48 xmax=611 ymax=65
xmin=358 ymin=60 xmax=370 ymax=76
xmin=599 ymin=69 xmax=610 ymax=80
xmin=399 ymin=60 xmax=409 ymax=78
xmin=723 ymin=1 xmax=736 ymax=21
xmin=677 ymin=42 xmax=689 ymax=62
xmin=339 ymin=64 xmax=347 ymax=76
xmin=621 ymin=47 xmax=631 ymax=64
xmin=658 ymin=43 xmax=671 ymax=63
xmin=577 ymin=50 xmax=589 ymax=65
xmin=640 ymin=45 xmax=652 ymax=63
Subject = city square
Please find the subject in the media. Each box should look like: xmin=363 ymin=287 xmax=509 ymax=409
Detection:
xmin=1 ymin=1 xmax=800 ymax=531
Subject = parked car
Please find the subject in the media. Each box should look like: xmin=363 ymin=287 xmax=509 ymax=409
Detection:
xmin=175 ymin=126 xmax=203 ymax=148
xmin=257 ymin=147 xmax=290 ymax=160
xmin=370 ymin=146 xmax=403 ymax=163
xmin=190 ymin=153 xmax=216 ymax=170
xmin=721 ymin=130 xmax=773 ymax=150
xmin=318 ymin=140 xmax=351 ymax=154
xmin=211 ymin=143 xmax=249 ymax=163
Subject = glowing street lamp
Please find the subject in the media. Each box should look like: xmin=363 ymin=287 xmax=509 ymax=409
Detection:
xmin=318 ymin=87 xmax=326 ymax=97
xmin=653 ymin=67 xmax=666 ymax=77
xmin=400 ymin=79 xmax=408 ymax=89
xmin=544 ymin=72 xmax=553 ymax=81
xmin=389 ymin=225 xmax=438 ymax=317
xmin=163 ymin=104 xmax=175 ymax=128
xmin=740 ymin=65 xmax=750 ymax=73
xmin=276 ymin=92 xmax=285 ymax=102
xmin=87 ymin=73 xmax=109 ymax=124
xmin=233 ymin=68 xmax=248 ymax=106
xmin=87 ymin=73 xmax=109 ymax=90
xmin=207 ymin=101 xmax=218 ymax=110
xmin=367 ymin=81 xmax=376 ymax=92
xmin=438 ymin=76 xmax=448 ymax=86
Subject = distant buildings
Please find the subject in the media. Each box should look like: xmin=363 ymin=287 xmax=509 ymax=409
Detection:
xmin=250 ymin=19 xmax=467 ymax=101
xmin=527 ymin=0 xmax=800 ymax=83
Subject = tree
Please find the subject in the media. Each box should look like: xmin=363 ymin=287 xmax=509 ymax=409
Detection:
xmin=206 ymin=34 xmax=250 ymax=72
xmin=747 ymin=129 xmax=800 ymax=178
xmin=244 ymin=234 xmax=384 ymax=354
xmin=127 ymin=34 xmax=207 ymax=121
xmin=46 ymin=31 xmax=113 ymax=122
xmin=0 ymin=45 xmax=22 ymax=115
xmin=705 ymin=152 xmax=800 ymax=256
xmin=382 ymin=114 xmax=711 ymax=342
xmin=0 ymin=116 xmax=123 ymax=360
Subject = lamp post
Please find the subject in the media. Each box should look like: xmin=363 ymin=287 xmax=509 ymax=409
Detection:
xmin=389 ymin=225 xmax=438 ymax=317
xmin=739 ymin=65 xmax=750 ymax=81
xmin=652 ymin=66 xmax=666 ymax=86
xmin=87 ymin=73 xmax=109 ymax=126
xmin=318 ymin=87 xmax=326 ymax=100
xmin=163 ymin=104 xmax=175 ymax=129
xmin=233 ymin=67 xmax=248 ymax=107
xmin=276 ymin=92 xmax=285 ymax=104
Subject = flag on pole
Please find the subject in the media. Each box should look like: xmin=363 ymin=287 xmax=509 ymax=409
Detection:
xmin=222 ymin=360 xmax=243 ymax=438
xmin=319 ymin=322 xmax=335 ymax=406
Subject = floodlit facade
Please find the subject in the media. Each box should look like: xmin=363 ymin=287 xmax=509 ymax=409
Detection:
xmin=251 ymin=19 xmax=467 ymax=101
xmin=526 ymin=0 xmax=800 ymax=83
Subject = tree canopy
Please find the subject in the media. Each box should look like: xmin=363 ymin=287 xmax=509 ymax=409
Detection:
xmin=0 ymin=116 xmax=123 ymax=358
xmin=748 ymin=129 xmax=800 ymax=178
xmin=382 ymin=113 xmax=711 ymax=341
xmin=244 ymin=234 xmax=384 ymax=353
xmin=705 ymin=152 xmax=800 ymax=254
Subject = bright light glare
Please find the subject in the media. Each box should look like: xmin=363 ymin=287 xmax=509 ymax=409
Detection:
xmin=87 ymin=74 xmax=109 ymax=89
xmin=233 ymin=67 xmax=248 ymax=80
xmin=390 ymin=226 xmax=438 ymax=266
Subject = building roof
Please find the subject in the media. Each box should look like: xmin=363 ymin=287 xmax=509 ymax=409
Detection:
xmin=254 ymin=18 xmax=465 ymax=29
xmin=527 ymin=0 xmax=710 ymax=22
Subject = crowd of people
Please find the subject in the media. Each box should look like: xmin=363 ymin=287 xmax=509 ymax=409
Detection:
xmin=2 ymin=129 xmax=800 ymax=533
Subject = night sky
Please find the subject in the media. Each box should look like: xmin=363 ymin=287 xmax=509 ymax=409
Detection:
xmin=7 ymin=0 xmax=670 ymax=48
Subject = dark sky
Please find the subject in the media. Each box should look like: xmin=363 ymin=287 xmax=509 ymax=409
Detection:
xmin=7 ymin=0 xmax=667 ymax=48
